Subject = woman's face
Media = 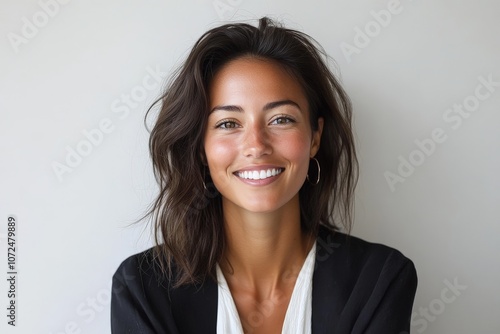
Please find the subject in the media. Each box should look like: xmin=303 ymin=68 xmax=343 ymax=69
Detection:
xmin=204 ymin=57 xmax=323 ymax=214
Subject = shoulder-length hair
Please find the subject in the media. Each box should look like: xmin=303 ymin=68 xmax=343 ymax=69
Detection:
xmin=145 ymin=17 xmax=358 ymax=286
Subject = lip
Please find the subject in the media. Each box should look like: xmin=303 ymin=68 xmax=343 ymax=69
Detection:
xmin=235 ymin=165 xmax=284 ymax=172
xmin=233 ymin=165 xmax=285 ymax=186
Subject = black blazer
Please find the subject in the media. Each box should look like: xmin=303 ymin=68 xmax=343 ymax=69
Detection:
xmin=111 ymin=226 xmax=417 ymax=333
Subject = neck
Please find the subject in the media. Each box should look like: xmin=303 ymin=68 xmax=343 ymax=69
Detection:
xmin=220 ymin=195 xmax=314 ymax=298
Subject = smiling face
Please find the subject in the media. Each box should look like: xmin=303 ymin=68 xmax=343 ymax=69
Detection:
xmin=204 ymin=57 xmax=323 ymax=215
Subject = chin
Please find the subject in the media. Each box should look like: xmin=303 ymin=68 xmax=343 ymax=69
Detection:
xmin=235 ymin=195 xmax=296 ymax=215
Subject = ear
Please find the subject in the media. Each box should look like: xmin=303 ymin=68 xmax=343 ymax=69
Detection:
xmin=310 ymin=117 xmax=324 ymax=157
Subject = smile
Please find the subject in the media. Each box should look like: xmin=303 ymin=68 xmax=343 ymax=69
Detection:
xmin=236 ymin=168 xmax=284 ymax=180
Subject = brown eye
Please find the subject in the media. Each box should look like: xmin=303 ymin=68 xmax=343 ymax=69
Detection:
xmin=216 ymin=120 xmax=239 ymax=129
xmin=271 ymin=116 xmax=295 ymax=125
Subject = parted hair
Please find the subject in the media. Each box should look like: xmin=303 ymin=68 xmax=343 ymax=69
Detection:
xmin=145 ymin=17 xmax=358 ymax=286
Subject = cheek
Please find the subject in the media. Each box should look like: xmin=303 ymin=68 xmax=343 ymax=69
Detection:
xmin=278 ymin=132 xmax=312 ymax=166
xmin=204 ymin=136 xmax=236 ymax=177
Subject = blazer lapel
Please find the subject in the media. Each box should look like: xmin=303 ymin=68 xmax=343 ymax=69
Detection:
xmin=312 ymin=226 xmax=343 ymax=333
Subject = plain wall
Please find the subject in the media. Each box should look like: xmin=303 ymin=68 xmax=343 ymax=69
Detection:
xmin=1 ymin=0 xmax=499 ymax=333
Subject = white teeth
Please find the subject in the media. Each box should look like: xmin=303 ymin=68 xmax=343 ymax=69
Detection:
xmin=237 ymin=168 xmax=283 ymax=180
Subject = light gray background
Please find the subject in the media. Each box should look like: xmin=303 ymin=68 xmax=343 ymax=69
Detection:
xmin=1 ymin=0 xmax=499 ymax=333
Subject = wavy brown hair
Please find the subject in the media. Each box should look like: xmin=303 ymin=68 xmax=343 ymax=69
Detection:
xmin=145 ymin=17 xmax=358 ymax=286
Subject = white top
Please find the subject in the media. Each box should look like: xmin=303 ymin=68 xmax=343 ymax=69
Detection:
xmin=216 ymin=242 xmax=316 ymax=334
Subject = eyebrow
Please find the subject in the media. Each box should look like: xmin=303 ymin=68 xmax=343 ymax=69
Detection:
xmin=210 ymin=99 xmax=302 ymax=113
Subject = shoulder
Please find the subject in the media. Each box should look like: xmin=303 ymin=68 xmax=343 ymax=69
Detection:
xmin=314 ymin=225 xmax=418 ymax=309
xmin=316 ymin=224 xmax=417 ymax=278
xmin=112 ymin=247 xmax=175 ymax=307
xmin=111 ymin=248 xmax=218 ymax=333
xmin=112 ymin=246 xmax=180 ymax=309
xmin=111 ymin=247 xmax=183 ymax=333
xmin=113 ymin=246 xmax=168 ymax=289
xmin=312 ymin=225 xmax=418 ymax=332
xmin=113 ymin=246 xmax=162 ymax=274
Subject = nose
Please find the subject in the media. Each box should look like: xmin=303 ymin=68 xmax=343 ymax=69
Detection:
xmin=242 ymin=124 xmax=272 ymax=158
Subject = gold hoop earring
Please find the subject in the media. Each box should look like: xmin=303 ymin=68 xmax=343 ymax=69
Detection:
xmin=307 ymin=157 xmax=320 ymax=185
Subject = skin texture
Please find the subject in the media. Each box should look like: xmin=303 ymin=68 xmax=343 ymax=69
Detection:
xmin=204 ymin=57 xmax=323 ymax=333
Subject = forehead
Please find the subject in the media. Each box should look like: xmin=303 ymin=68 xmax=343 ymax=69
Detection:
xmin=208 ymin=57 xmax=309 ymax=110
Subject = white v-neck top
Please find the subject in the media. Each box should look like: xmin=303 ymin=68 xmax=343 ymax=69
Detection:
xmin=216 ymin=243 xmax=316 ymax=334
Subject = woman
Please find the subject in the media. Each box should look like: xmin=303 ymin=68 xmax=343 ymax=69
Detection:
xmin=111 ymin=17 xmax=417 ymax=334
